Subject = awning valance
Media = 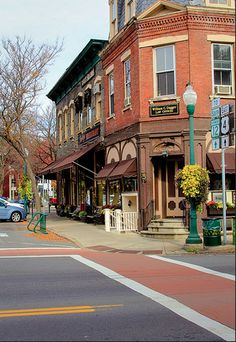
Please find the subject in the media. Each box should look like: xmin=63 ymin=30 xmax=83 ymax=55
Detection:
xmin=95 ymin=158 xmax=137 ymax=180
xmin=207 ymin=152 xmax=235 ymax=174
xmin=38 ymin=139 xmax=99 ymax=176
xmin=95 ymin=162 xmax=119 ymax=180
xmin=109 ymin=158 xmax=137 ymax=179
xmin=51 ymin=139 xmax=100 ymax=173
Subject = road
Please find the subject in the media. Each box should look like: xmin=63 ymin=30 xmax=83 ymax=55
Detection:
xmin=0 ymin=221 xmax=235 ymax=341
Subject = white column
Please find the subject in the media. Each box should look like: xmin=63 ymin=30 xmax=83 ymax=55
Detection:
xmin=115 ymin=209 xmax=122 ymax=232
xmin=104 ymin=209 xmax=111 ymax=232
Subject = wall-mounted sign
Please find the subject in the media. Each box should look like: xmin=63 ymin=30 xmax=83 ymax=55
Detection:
xmin=78 ymin=124 xmax=100 ymax=144
xmin=150 ymin=103 xmax=179 ymax=117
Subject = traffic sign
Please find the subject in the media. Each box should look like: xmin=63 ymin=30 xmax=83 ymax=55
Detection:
xmin=221 ymin=115 xmax=229 ymax=135
xmin=221 ymin=135 xmax=229 ymax=149
xmin=212 ymin=98 xmax=220 ymax=108
xmin=211 ymin=118 xmax=220 ymax=126
xmin=221 ymin=104 xmax=229 ymax=117
xmin=211 ymin=107 xmax=220 ymax=119
xmin=211 ymin=124 xmax=220 ymax=138
xmin=212 ymin=138 xmax=220 ymax=150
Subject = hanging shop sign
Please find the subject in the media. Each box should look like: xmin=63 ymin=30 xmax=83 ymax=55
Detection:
xmin=149 ymin=103 xmax=179 ymax=117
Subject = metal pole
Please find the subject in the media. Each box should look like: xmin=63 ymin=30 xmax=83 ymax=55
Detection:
xmin=185 ymin=104 xmax=202 ymax=244
xmin=23 ymin=160 xmax=28 ymax=213
xmin=221 ymin=148 xmax=227 ymax=244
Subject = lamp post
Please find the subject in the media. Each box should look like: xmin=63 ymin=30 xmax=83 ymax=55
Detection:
xmin=183 ymin=82 xmax=202 ymax=244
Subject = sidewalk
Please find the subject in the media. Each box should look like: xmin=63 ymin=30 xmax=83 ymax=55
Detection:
xmin=44 ymin=207 xmax=235 ymax=255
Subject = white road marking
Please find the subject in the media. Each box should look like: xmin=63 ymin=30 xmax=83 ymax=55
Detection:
xmin=0 ymin=233 xmax=8 ymax=237
xmin=71 ymin=254 xmax=235 ymax=342
xmin=0 ymin=253 xmax=234 ymax=341
xmin=147 ymin=255 xmax=235 ymax=281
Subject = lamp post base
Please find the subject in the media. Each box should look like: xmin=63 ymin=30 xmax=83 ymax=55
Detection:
xmin=185 ymin=235 xmax=202 ymax=244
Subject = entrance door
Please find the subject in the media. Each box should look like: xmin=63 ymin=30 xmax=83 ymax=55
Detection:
xmin=165 ymin=159 xmax=185 ymax=217
xmin=154 ymin=157 xmax=184 ymax=218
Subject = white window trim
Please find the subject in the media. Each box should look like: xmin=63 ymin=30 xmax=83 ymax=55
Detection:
xmin=153 ymin=45 xmax=176 ymax=98
xmin=205 ymin=0 xmax=235 ymax=9
xmin=125 ymin=0 xmax=136 ymax=23
xmin=211 ymin=43 xmax=234 ymax=96
xmin=124 ymin=58 xmax=131 ymax=104
xmin=108 ymin=72 xmax=115 ymax=117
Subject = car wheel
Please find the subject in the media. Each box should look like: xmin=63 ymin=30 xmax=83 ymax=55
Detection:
xmin=11 ymin=211 xmax=22 ymax=223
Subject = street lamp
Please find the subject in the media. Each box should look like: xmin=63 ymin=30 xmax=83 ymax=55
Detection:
xmin=183 ymin=82 xmax=202 ymax=244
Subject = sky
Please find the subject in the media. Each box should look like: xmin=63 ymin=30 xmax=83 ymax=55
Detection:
xmin=0 ymin=0 xmax=109 ymax=108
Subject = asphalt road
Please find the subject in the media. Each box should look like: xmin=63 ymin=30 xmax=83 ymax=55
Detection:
xmin=0 ymin=221 xmax=234 ymax=341
xmin=0 ymin=255 xmax=227 ymax=342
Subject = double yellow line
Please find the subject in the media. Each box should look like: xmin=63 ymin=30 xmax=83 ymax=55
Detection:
xmin=0 ymin=304 xmax=123 ymax=318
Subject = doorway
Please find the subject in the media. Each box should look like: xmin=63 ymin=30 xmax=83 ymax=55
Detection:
xmin=154 ymin=157 xmax=185 ymax=218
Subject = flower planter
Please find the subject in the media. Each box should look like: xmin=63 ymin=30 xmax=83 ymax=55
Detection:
xmin=202 ymin=218 xmax=221 ymax=246
xmin=207 ymin=207 xmax=236 ymax=217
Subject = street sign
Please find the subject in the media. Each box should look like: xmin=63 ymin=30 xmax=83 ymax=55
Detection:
xmin=221 ymin=135 xmax=229 ymax=149
xmin=211 ymin=107 xmax=220 ymax=119
xmin=211 ymin=118 xmax=220 ymax=126
xmin=221 ymin=104 xmax=230 ymax=117
xmin=212 ymin=138 xmax=220 ymax=150
xmin=221 ymin=115 xmax=229 ymax=135
xmin=212 ymin=97 xmax=220 ymax=108
xmin=211 ymin=123 xmax=220 ymax=138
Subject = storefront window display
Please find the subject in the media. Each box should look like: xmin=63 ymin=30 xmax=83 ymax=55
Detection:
xmin=109 ymin=180 xmax=121 ymax=206
xmin=124 ymin=178 xmax=137 ymax=192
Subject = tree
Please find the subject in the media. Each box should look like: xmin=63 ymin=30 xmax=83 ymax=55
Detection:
xmin=32 ymin=103 xmax=57 ymax=174
xmin=0 ymin=36 xmax=62 ymax=211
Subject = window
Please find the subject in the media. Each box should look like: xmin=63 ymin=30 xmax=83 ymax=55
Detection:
xmin=70 ymin=106 xmax=74 ymax=136
xmin=110 ymin=0 xmax=117 ymax=37
xmin=109 ymin=72 xmax=114 ymax=116
xmin=58 ymin=113 xmax=62 ymax=144
xmin=124 ymin=59 xmax=131 ymax=106
xmin=111 ymin=0 xmax=116 ymax=21
xmin=127 ymin=0 xmax=135 ymax=21
xmin=213 ymin=44 xmax=232 ymax=95
xmin=209 ymin=0 xmax=228 ymax=4
xmin=155 ymin=45 xmax=175 ymax=97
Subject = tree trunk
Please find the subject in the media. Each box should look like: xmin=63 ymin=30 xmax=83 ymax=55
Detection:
xmin=26 ymin=159 xmax=41 ymax=212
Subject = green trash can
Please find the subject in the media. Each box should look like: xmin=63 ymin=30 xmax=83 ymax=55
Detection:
xmin=202 ymin=218 xmax=221 ymax=246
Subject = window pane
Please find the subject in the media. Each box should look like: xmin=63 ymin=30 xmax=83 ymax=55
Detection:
xmin=166 ymin=71 xmax=174 ymax=94
xmin=156 ymin=48 xmax=165 ymax=72
xmin=165 ymin=46 xmax=174 ymax=70
xmin=157 ymin=73 xmax=166 ymax=96
xmin=110 ymin=94 xmax=114 ymax=114
xmin=213 ymin=44 xmax=232 ymax=86
xmin=157 ymin=71 xmax=174 ymax=96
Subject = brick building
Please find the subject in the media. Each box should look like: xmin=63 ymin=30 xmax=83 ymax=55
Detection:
xmin=96 ymin=0 xmax=235 ymax=229
xmin=40 ymin=39 xmax=108 ymax=212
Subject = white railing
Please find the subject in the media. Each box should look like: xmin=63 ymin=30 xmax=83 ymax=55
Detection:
xmin=104 ymin=209 xmax=138 ymax=232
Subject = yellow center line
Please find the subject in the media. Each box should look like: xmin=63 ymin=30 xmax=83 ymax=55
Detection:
xmin=0 ymin=304 xmax=123 ymax=318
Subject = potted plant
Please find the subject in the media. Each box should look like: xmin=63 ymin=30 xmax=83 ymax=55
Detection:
xmin=78 ymin=210 xmax=87 ymax=222
xmin=206 ymin=201 xmax=235 ymax=216
xmin=175 ymin=164 xmax=210 ymax=212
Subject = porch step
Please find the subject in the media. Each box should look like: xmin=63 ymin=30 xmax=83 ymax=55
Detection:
xmin=140 ymin=218 xmax=189 ymax=240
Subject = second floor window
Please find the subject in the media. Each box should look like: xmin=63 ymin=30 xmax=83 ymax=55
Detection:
xmin=127 ymin=0 xmax=135 ymax=21
xmin=124 ymin=59 xmax=131 ymax=100
xmin=109 ymin=72 xmax=114 ymax=116
xmin=155 ymin=45 xmax=175 ymax=97
xmin=213 ymin=43 xmax=232 ymax=95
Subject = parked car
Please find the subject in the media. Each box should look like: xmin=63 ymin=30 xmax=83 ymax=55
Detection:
xmin=0 ymin=198 xmax=24 ymax=210
xmin=0 ymin=201 xmax=27 ymax=222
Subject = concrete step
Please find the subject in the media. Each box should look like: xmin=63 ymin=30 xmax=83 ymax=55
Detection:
xmin=140 ymin=230 xmax=189 ymax=240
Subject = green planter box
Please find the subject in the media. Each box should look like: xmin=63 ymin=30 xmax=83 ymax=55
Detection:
xmin=202 ymin=218 xmax=221 ymax=247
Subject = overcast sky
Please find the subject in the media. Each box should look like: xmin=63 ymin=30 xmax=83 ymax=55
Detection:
xmin=0 ymin=0 xmax=109 ymax=108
